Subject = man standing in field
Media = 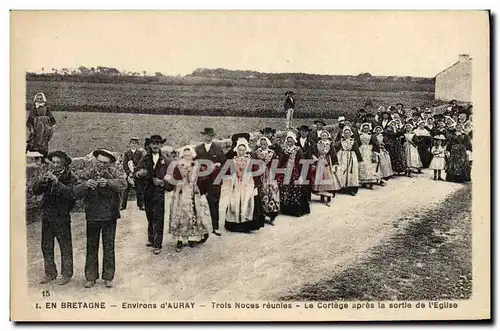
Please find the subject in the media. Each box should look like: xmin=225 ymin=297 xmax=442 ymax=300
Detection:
xmin=74 ymin=149 xmax=127 ymax=288
xmin=195 ymin=128 xmax=225 ymax=236
xmin=284 ymin=91 xmax=296 ymax=129
xmin=120 ymin=137 xmax=145 ymax=211
xmin=135 ymin=135 xmax=172 ymax=255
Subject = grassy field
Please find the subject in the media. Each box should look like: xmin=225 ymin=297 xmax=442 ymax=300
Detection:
xmin=26 ymin=80 xmax=435 ymax=119
xmin=38 ymin=111 xmax=317 ymax=156
xmin=280 ymin=185 xmax=472 ymax=301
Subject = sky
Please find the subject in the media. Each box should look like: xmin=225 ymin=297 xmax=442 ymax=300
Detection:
xmin=12 ymin=11 xmax=488 ymax=78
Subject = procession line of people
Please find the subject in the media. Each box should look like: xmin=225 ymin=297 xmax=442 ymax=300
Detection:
xmin=28 ymin=92 xmax=473 ymax=289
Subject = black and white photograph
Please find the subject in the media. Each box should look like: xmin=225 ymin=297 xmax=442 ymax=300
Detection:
xmin=10 ymin=10 xmax=490 ymax=321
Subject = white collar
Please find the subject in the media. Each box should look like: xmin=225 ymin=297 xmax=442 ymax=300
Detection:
xmin=204 ymin=142 xmax=212 ymax=149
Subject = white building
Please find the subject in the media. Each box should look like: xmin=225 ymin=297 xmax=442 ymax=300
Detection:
xmin=435 ymin=54 xmax=472 ymax=102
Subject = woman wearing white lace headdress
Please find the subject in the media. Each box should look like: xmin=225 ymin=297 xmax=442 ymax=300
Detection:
xmin=311 ymin=130 xmax=343 ymax=206
xmin=413 ymin=120 xmax=432 ymax=168
xmin=402 ymin=123 xmax=423 ymax=177
xmin=373 ymin=126 xmax=394 ymax=182
xmin=357 ymin=123 xmax=381 ymax=189
xmin=168 ymin=145 xmax=211 ymax=252
xmin=335 ymin=126 xmax=363 ymax=196
xmin=254 ymin=136 xmax=280 ymax=225
xmin=278 ymin=131 xmax=311 ymax=216
xmin=26 ymin=92 xmax=57 ymax=157
xmin=224 ymin=137 xmax=264 ymax=232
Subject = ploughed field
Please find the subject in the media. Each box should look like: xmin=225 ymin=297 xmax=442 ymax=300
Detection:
xmin=26 ymin=80 xmax=435 ymax=119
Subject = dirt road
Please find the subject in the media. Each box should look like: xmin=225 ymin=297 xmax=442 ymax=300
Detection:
xmin=25 ymin=170 xmax=464 ymax=302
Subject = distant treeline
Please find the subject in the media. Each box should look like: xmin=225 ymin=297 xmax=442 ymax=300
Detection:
xmin=26 ymin=68 xmax=435 ymax=93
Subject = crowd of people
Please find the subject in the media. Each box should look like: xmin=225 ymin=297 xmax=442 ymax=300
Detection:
xmin=27 ymin=92 xmax=473 ymax=289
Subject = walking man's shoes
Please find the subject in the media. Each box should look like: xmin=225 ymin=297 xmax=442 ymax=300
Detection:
xmin=84 ymin=280 xmax=96 ymax=288
xmin=58 ymin=276 xmax=72 ymax=286
xmin=104 ymin=280 xmax=114 ymax=288
xmin=153 ymin=248 xmax=162 ymax=255
xmin=212 ymin=230 xmax=222 ymax=236
xmin=146 ymin=242 xmax=154 ymax=247
xmin=40 ymin=275 xmax=56 ymax=284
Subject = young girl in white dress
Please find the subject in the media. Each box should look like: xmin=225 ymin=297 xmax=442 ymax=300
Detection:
xmin=429 ymin=135 xmax=447 ymax=181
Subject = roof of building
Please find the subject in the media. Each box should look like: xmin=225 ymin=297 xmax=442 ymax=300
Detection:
xmin=435 ymin=55 xmax=472 ymax=78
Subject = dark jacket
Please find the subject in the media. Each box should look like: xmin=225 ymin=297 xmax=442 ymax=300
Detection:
xmin=122 ymin=149 xmax=144 ymax=175
xmin=73 ymin=166 xmax=127 ymax=222
xmin=283 ymin=97 xmax=295 ymax=111
xmin=135 ymin=152 xmax=173 ymax=196
xmin=296 ymin=136 xmax=314 ymax=159
xmin=194 ymin=142 xmax=226 ymax=192
xmin=32 ymin=168 xmax=77 ymax=222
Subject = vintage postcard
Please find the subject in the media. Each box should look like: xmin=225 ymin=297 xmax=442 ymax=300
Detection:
xmin=10 ymin=10 xmax=490 ymax=321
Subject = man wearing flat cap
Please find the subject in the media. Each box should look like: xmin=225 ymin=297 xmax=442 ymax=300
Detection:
xmin=284 ymin=91 xmax=296 ymax=130
xmin=195 ymin=128 xmax=226 ymax=236
xmin=135 ymin=135 xmax=173 ymax=254
xmin=74 ymin=149 xmax=127 ymax=288
xmin=121 ymin=137 xmax=145 ymax=211
xmin=32 ymin=150 xmax=77 ymax=286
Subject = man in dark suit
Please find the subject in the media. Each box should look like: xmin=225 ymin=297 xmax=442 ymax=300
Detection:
xmin=284 ymin=91 xmax=296 ymax=129
xmin=309 ymin=120 xmax=327 ymax=144
xmin=296 ymin=125 xmax=314 ymax=201
xmin=120 ymin=137 xmax=145 ymax=210
xmin=135 ymin=135 xmax=172 ymax=255
xmin=194 ymin=128 xmax=226 ymax=236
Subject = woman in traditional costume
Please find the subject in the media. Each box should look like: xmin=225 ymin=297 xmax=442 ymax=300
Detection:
xmin=335 ymin=126 xmax=363 ymax=196
xmin=278 ymin=132 xmax=311 ymax=216
xmin=26 ymin=93 xmax=57 ymax=157
xmin=402 ymin=123 xmax=423 ymax=177
xmin=168 ymin=146 xmax=211 ymax=252
xmin=384 ymin=121 xmax=406 ymax=175
xmin=373 ymin=125 xmax=394 ymax=182
xmin=310 ymin=131 xmax=343 ymax=206
xmin=224 ymin=137 xmax=264 ymax=232
xmin=358 ymin=123 xmax=381 ymax=189
xmin=253 ymin=136 xmax=280 ymax=225
xmin=445 ymin=124 xmax=472 ymax=183
xmin=413 ymin=120 xmax=432 ymax=168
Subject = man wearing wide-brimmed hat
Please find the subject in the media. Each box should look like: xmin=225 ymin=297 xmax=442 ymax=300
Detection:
xmin=32 ymin=150 xmax=77 ymax=286
xmin=135 ymin=135 xmax=173 ymax=255
xmin=74 ymin=148 xmax=127 ymax=288
xmin=194 ymin=128 xmax=226 ymax=236
xmin=284 ymin=90 xmax=296 ymax=129
xmin=121 ymin=137 xmax=145 ymax=211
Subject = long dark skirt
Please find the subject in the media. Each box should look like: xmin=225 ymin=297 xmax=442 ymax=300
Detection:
xmin=446 ymin=145 xmax=471 ymax=183
xmin=416 ymin=137 xmax=433 ymax=168
xmin=385 ymin=140 xmax=406 ymax=174
xmin=279 ymin=184 xmax=311 ymax=217
xmin=224 ymin=195 xmax=264 ymax=232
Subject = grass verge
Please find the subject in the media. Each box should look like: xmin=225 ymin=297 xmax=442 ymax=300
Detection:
xmin=280 ymin=184 xmax=472 ymax=301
